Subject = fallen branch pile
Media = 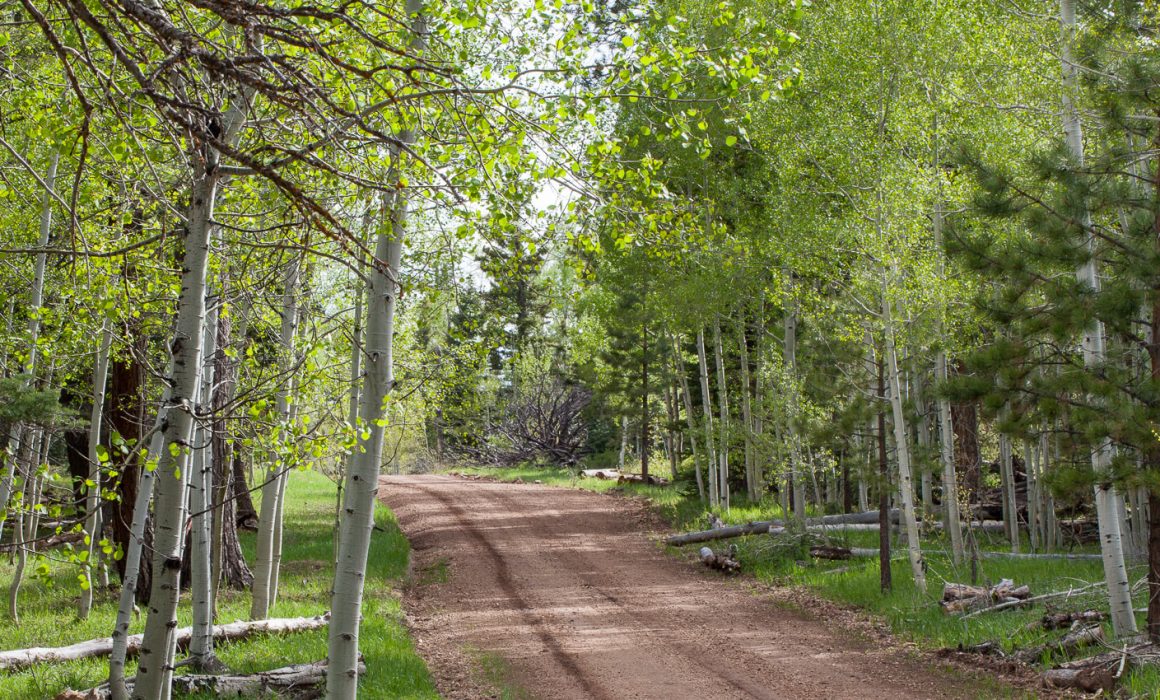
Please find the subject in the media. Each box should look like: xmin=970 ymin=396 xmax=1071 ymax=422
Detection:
xmin=698 ymin=546 xmax=740 ymax=574
xmin=941 ymin=579 xmax=1031 ymax=614
xmin=0 ymin=614 xmax=329 ymax=671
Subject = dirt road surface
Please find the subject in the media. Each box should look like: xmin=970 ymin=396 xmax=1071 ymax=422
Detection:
xmin=382 ymin=474 xmax=1005 ymax=699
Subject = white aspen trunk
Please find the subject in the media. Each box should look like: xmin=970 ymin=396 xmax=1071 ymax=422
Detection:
xmin=999 ymin=432 xmax=1020 ymax=552
xmin=133 ymin=68 xmax=251 ymax=696
xmin=108 ymin=377 xmax=173 ymax=700
xmin=929 ymin=48 xmax=965 ymax=565
xmin=913 ymin=376 xmax=933 ymax=514
xmin=737 ymin=315 xmax=756 ymax=501
xmin=79 ymin=320 xmax=113 ymax=619
xmin=189 ymin=300 xmax=218 ymax=665
xmin=326 ymin=192 xmax=404 ymax=699
xmin=618 ymin=415 xmax=628 ymax=470
xmin=785 ymin=308 xmax=805 ymax=522
xmin=326 ymin=7 xmax=425 ymax=695
xmin=1026 ymin=439 xmax=1040 ymax=551
xmin=935 ymin=352 xmax=963 ymax=564
xmin=8 ymin=428 xmax=44 ymax=622
xmin=697 ymin=329 xmax=718 ymax=508
xmin=673 ymin=336 xmax=705 ymax=502
xmin=132 ymin=173 xmax=217 ymax=700
xmin=0 ymin=152 xmax=58 ymax=546
xmin=1059 ymin=0 xmax=1137 ymax=638
xmin=753 ymin=299 xmax=766 ymax=498
xmin=335 ymin=286 xmax=363 ymax=562
xmin=883 ymin=286 xmax=926 ymax=594
xmin=251 ymin=256 xmax=301 ymax=621
xmin=712 ymin=318 xmax=730 ymax=509
xmin=1040 ymin=432 xmax=1057 ymax=552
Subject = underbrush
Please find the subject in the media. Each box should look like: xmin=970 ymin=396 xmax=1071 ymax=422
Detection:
xmin=453 ymin=463 xmax=1154 ymax=695
xmin=0 ymin=469 xmax=437 ymax=699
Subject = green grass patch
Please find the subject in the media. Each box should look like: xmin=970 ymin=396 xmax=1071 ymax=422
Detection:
xmin=451 ymin=464 xmax=1154 ymax=693
xmin=0 ymin=469 xmax=437 ymax=699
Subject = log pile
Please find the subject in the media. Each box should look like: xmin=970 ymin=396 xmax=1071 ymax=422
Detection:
xmin=941 ymin=579 xmax=1031 ymax=614
xmin=698 ymin=546 xmax=740 ymax=574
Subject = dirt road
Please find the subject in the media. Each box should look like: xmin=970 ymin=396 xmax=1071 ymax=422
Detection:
xmin=382 ymin=474 xmax=1003 ymax=699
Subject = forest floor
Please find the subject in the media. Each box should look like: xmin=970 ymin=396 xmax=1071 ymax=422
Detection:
xmin=382 ymin=473 xmax=1030 ymax=699
xmin=0 ymin=470 xmax=437 ymax=699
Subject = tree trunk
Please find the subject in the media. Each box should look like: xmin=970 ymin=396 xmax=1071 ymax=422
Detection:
xmin=712 ymin=318 xmax=729 ymax=509
xmin=0 ymin=152 xmax=57 ymax=547
xmin=641 ymin=322 xmax=650 ymax=480
xmin=697 ymin=329 xmax=718 ymax=508
xmin=883 ymin=288 xmax=926 ymax=594
xmin=210 ymin=299 xmax=252 ymax=594
xmin=999 ymin=432 xmax=1020 ymax=552
xmin=877 ymin=357 xmax=891 ymax=593
xmin=251 ymin=255 xmax=302 ymax=621
xmin=326 ymin=181 xmax=404 ymax=698
xmin=786 ymin=308 xmax=805 ymax=522
xmin=131 ymin=167 xmax=221 ymax=700
xmin=108 ymin=332 xmax=146 ymax=585
xmin=108 ymin=392 xmax=170 ymax=700
xmin=737 ymin=312 xmax=756 ymax=502
xmin=188 ymin=299 xmax=218 ymax=667
xmin=673 ymin=335 xmax=705 ymax=502
xmin=1060 ymin=0 xmax=1136 ymax=639
xmin=80 ymin=320 xmax=113 ymax=619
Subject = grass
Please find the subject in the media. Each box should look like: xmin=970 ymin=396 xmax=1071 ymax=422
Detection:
xmin=451 ymin=463 xmax=1156 ymax=693
xmin=0 ymin=469 xmax=437 ymax=699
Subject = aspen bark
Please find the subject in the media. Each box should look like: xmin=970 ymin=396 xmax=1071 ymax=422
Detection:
xmin=251 ymin=256 xmax=301 ymax=620
xmin=109 ymin=374 xmax=172 ymax=700
xmin=737 ymin=314 xmax=756 ymax=501
xmin=672 ymin=335 xmax=705 ymax=502
xmin=326 ymin=193 xmax=403 ymax=699
xmin=0 ymin=152 xmax=58 ymax=546
xmin=189 ymin=300 xmax=218 ymax=666
xmin=79 ymin=320 xmax=113 ymax=619
xmin=132 ymin=173 xmax=218 ymax=700
xmin=326 ymin=6 xmax=425 ymax=695
xmin=999 ymin=432 xmax=1020 ymax=552
xmin=712 ymin=318 xmax=729 ymax=509
xmin=134 ymin=70 xmax=251 ymax=696
xmin=1059 ymin=0 xmax=1136 ymax=638
xmin=697 ymin=329 xmax=718 ymax=508
xmin=785 ymin=308 xmax=805 ymax=521
xmin=883 ymin=286 xmax=926 ymax=594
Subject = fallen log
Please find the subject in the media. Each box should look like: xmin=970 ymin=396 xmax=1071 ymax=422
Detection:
xmin=0 ymin=614 xmax=329 ymax=671
xmin=667 ymin=522 xmax=777 ymax=546
xmin=699 ymin=546 xmax=740 ymax=574
xmin=1041 ymin=610 xmax=1105 ymax=630
xmin=1042 ymin=667 xmax=1117 ymax=693
xmin=665 ymin=510 xmax=1016 ymax=546
xmin=617 ymin=473 xmax=670 ymax=486
xmin=57 ymin=659 xmax=363 ymax=699
xmin=1016 ymin=624 xmax=1103 ymax=664
xmin=809 ymin=545 xmax=852 ymax=560
xmin=580 ymin=469 xmax=621 ymax=479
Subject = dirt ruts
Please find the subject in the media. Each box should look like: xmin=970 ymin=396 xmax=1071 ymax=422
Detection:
xmin=382 ymin=474 xmax=1007 ymax=699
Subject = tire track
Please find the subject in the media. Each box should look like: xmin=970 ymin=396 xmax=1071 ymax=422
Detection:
xmin=383 ymin=474 xmax=997 ymax=700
